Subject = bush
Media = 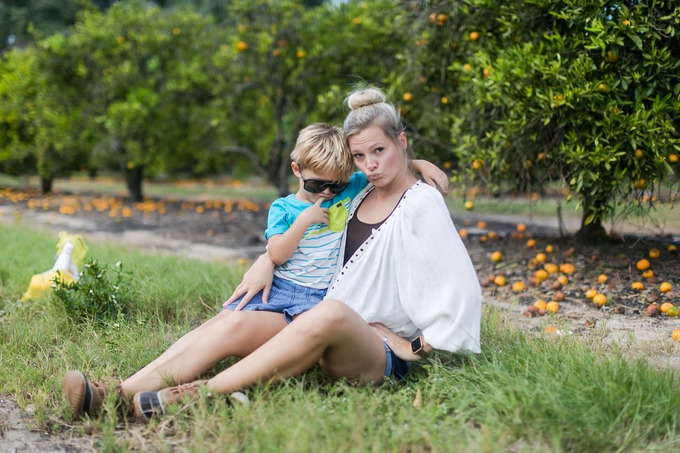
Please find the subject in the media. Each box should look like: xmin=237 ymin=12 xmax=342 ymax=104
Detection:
xmin=52 ymin=259 xmax=132 ymax=323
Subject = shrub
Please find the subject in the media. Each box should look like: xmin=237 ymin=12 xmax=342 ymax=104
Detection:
xmin=52 ymin=259 xmax=132 ymax=323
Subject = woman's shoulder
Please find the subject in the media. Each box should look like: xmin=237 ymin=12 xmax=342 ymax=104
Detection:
xmin=404 ymin=181 xmax=448 ymax=212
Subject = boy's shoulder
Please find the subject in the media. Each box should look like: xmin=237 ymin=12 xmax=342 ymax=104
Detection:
xmin=271 ymin=194 xmax=303 ymax=210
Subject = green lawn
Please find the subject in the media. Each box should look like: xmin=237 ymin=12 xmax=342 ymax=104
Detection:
xmin=0 ymin=173 xmax=279 ymax=202
xmin=1 ymin=222 xmax=679 ymax=451
xmin=5 ymin=173 xmax=680 ymax=231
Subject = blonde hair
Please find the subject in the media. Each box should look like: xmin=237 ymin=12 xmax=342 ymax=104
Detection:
xmin=290 ymin=123 xmax=354 ymax=182
xmin=343 ymin=87 xmax=412 ymax=159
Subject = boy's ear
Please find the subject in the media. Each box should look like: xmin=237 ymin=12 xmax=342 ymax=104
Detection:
xmin=291 ymin=161 xmax=302 ymax=177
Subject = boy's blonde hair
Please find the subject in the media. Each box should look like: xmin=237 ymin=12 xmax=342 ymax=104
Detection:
xmin=291 ymin=123 xmax=354 ymax=182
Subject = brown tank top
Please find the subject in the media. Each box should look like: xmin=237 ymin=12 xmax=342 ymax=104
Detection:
xmin=343 ymin=214 xmax=387 ymax=265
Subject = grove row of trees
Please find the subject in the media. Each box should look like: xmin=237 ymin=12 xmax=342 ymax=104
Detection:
xmin=1 ymin=0 xmax=680 ymax=243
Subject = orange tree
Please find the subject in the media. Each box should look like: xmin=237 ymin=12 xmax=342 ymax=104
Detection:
xmin=33 ymin=1 xmax=221 ymax=200
xmin=212 ymin=0 xmax=402 ymax=195
xmin=0 ymin=45 xmax=93 ymax=193
xmin=398 ymin=0 xmax=680 ymax=244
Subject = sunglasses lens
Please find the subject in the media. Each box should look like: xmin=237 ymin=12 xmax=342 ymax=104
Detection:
xmin=330 ymin=182 xmax=348 ymax=194
xmin=303 ymin=180 xmax=324 ymax=193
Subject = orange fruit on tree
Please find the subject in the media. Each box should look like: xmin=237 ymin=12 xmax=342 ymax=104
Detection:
xmin=668 ymin=306 xmax=680 ymax=317
xmin=649 ymin=248 xmax=660 ymax=259
xmin=491 ymin=251 xmax=503 ymax=262
xmin=546 ymin=301 xmax=559 ymax=313
xmin=668 ymin=154 xmax=679 ymax=163
xmin=469 ymin=31 xmax=480 ymax=41
xmin=462 ymin=63 xmax=472 ymax=72
xmin=534 ymin=269 xmax=548 ymax=281
xmin=402 ymin=92 xmax=413 ymax=102
xmin=593 ymin=294 xmax=607 ymax=306
xmin=660 ymin=282 xmax=673 ymax=293
xmin=597 ymin=274 xmax=608 ymax=283
xmin=557 ymin=275 xmax=569 ymax=286
xmin=635 ymin=149 xmax=644 ymax=159
xmin=472 ymin=159 xmax=483 ymax=170
xmin=631 ymin=281 xmax=644 ymax=291
xmin=660 ymin=302 xmax=674 ymax=313
xmin=527 ymin=239 xmax=537 ymax=247
xmin=296 ymin=49 xmax=307 ymax=58
xmin=673 ymin=329 xmax=680 ymax=342
xmin=545 ymin=244 xmax=555 ymax=253
xmin=272 ymin=48 xmax=282 ymax=57
xmin=512 ymin=281 xmax=525 ymax=292
xmin=534 ymin=299 xmax=547 ymax=310
xmin=535 ymin=253 xmax=547 ymax=263
xmin=559 ymin=263 xmax=575 ymax=274
xmin=494 ymin=275 xmax=507 ymax=287
xmin=544 ymin=263 xmax=558 ymax=274
xmin=483 ymin=68 xmax=491 ymax=77
xmin=441 ymin=96 xmax=449 ymax=104
xmin=633 ymin=179 xmax=647 ymax=189
xmin=636 ymin=259 xmax=650 ymax=271
xmin=585 ymin=289 xmax=597 ymax=299
xmin=236 ymin=41 xmax=249 ymax=51
xmin=464 ymin=201 xmax=474 ymax=211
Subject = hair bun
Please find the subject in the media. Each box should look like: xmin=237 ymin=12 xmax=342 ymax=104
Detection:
xmin=346 ymin=88 xmax=387 ymax=111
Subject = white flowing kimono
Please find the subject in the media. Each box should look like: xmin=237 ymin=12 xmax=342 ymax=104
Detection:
xmin=326 ymin=181 xmax=482 ymax=354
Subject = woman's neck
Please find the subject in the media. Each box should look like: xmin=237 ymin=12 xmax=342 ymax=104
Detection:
xmin=371 ymin=172 xmax=418 ymax=200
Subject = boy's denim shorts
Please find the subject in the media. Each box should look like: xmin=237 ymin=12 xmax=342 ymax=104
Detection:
xmin=222 ymin=276 xmax=327 ymax=324
xmin=382 ymin=341 xmax=412 ymax=384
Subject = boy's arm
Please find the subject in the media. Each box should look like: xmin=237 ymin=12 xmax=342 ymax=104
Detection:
xmin=267 ymin=198 xmax=329 ymax=265
xmin=411 ymin=159 xmax=450 ymax=194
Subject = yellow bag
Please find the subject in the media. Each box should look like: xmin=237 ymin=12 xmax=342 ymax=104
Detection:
xmin=22 ymin=232 xmax=89 ymax=301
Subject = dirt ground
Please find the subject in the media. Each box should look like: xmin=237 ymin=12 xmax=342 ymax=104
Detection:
xmin=2 ymin=187 xmax=680 ymax=451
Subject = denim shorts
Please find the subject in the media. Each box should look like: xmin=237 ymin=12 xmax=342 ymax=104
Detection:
xmin=222 ymin=276 xmax=327 ymax=324
xmin=382 ymin=341 xmax=411 ymax=383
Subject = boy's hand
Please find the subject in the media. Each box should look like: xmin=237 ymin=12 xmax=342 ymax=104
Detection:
xmin=298 ymin=198 xmax=329 ymax=226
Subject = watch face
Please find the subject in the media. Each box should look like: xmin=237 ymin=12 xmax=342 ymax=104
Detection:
xmin=411 ymin=336 xmax=422 ymax=353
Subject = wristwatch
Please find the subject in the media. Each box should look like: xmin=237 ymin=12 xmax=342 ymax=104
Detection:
xmin=410 ymin=335 xmax=428 ymax=358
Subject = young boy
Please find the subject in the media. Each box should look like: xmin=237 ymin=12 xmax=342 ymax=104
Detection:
xmin=222 ymin=123 xmax=363 ymax=322
xmin=222 ymin=123 xmax=443 ymax=322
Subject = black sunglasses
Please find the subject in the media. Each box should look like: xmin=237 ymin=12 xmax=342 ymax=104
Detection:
xmin=300 ymin=172 xmax=348 ymax=194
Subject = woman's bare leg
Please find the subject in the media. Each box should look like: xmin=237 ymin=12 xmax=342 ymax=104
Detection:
xmin=119 ymin=309 xmax=288 ymax=399
xmin=206 ymin=299 xmax=387 ymax=394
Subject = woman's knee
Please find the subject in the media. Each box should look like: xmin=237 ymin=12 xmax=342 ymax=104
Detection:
xmin=301 ymin=299 xmax=354 ymax=337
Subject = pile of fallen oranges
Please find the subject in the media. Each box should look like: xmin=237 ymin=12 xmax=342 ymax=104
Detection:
xmin=465 ymin=221 xmax=680 ymax=341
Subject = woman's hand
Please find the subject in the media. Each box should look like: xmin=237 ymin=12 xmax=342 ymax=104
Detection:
xmin=223 ymin=253 xmax=275 ymax=310
xmin=369 ymin=322 xmax=431 ymax=362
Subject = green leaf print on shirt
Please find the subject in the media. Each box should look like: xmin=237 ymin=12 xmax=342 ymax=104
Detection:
xmin=328 ymin=199 xmax=349 ymax=233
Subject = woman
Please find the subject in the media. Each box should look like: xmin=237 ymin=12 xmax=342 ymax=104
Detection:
xmin=62 ymin=87 xmax=481 ymax=421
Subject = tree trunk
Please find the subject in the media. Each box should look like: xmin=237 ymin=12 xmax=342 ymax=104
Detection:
xmin=41 ymin=176 xmax=53 ymax=194
xmin=120 ymin=161 xmax=144 ymax=202
xmin=574 ymin=214 xmax=609 ymax=245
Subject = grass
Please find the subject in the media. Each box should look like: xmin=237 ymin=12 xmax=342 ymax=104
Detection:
xmin=0 ymin=173 xmax=279 ymax=202
xmin=1 ymin=222 xmax=680 ymax=452
xmin=4 ymin=172 xmax=680 ymax=233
